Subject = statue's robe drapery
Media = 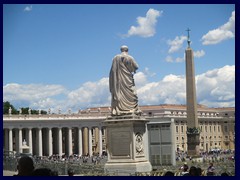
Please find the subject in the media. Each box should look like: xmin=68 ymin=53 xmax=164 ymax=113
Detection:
xmin=109 ymin=52 xmax=139 ymax=116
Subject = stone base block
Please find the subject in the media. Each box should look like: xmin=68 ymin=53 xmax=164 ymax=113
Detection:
xmin=104 ymin=161 xmax=152 ymax=176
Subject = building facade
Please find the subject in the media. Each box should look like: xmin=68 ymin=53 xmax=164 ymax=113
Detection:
xmin=3 ymin=104 xmax=235 ymax=165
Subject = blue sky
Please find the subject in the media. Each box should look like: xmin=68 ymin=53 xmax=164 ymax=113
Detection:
xmin=3 ymin=4 xmax=235 ymax=113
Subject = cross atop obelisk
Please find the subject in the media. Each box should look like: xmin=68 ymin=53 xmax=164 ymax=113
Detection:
xmin=186 ymin=28 xmax=191 ymax=48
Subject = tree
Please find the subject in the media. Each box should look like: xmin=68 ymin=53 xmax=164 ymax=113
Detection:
xmin=3 ymin=101 xmax=18 ymax=114
xmin=3 ymin=101 xmax=47 ymax=115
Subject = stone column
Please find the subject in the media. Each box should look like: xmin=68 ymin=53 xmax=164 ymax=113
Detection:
xmin=88 ymin=127 xmax=92 ymax=156
xmin=48 ymin=128 xmax=53 ymax=156
xmin=38 ymin=128 xmax=43 ymax=156
xmin=4 ymin=129 xmax=9 ymax=151
xmin=170 ymin=118 xmax=176 ymax=166
xmin=78 ymin=127 xmax=83 ymax=156
xmin=28 ymin=128 xmax=33 ymax=154
xmin=83 ymin=127 xmax=88 ymax=155
xmin=9 ymin=128 xmax=13 ymax=152
xmin=19 ymin=128 xmax=23 ymax=153
xmin=68 ymin=127 xmax=73 ymax=156
xmin=98 ymin=126 xmax=102 ymax=156
xmin=58 ymin=127 xmax=63 ymax=157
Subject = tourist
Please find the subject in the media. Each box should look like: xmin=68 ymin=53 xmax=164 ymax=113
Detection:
xmin=189 ymin=166 xmax=198 ymax=176
xmin=164 ymin=171 xmax=174 ymax=176
xmin=221 ymin=172 xmax=229 ymax=176
xmin=14 ymin=156 xmax=34 ymax=176
xmin=68 ymin=168 xmax=75 ymax=176
xmin=207 ymin=162 xmax=215 ymax=176
xmin=196 ymin=167 xmax=202 ymax=176
xmin=32 ymin=168 xmax=53 ymax=176
xmin=180 ymin=163 xmax=189 ymax=176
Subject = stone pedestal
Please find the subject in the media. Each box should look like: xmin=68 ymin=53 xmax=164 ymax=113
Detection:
xmin=104 ymin=115 xmax=152 ymax=175
xmin=187 ymin=133 xmax=200 ymax=157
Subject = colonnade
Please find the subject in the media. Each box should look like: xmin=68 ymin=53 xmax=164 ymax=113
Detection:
xmin=3 ymin=126 xmax=106 ymax=157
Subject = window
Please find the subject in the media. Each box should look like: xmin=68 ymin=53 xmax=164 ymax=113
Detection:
xmin=176 ymin=126 xmax=179 ymax=133
xmin=205 ymin=126 xmax=207 ymax=132
xmin=224 ymin=126 xmax=228 ymax=132
xmin=210 ymin=126 xmax=212 ymax=132
xmin=214 ymin=126 xmax=216 ymax=132
xmin=181 ymin=126 xmax=183 ymax=133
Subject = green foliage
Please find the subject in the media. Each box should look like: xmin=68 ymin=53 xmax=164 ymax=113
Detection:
xmin=3 ymin=101 xmax=18 ymax=114
xmin=3 ymin=101 xmax=47 ymax=115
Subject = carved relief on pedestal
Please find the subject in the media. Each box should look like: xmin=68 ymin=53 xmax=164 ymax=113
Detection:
xmin=135 ymin=132 xmax=144 ymax=155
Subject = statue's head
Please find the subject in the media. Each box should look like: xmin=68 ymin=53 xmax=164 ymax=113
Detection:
xmin=120 ymin=45 xmax=128 ymax=52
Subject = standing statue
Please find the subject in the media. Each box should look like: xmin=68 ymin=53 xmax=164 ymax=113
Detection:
xmin=109 ymin=45 xmax=141 ymax=116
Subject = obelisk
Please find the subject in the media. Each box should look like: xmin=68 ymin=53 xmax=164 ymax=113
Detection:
xmin=185 ymin=29 xmax=200 ymax=157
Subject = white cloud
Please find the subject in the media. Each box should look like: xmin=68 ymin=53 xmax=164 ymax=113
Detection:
xmin=3 ymin=83 xmax=67 ymax=111
xmin=137 ymin=65 xmax=234 ymax=107
xmin=66 ymin=78 xmax=110 ymax=110
xmin=125 ymin=8 xmax=162 ymax=38
xmin=134 ymin=72 xmax=148 ymax=88
xmin=165 ymin=55 xmax=174 ymax=62
xmin=196 ymin=65 xmax=235 ymax=107
xmin=165 ymin=55 xmax=185 ymax=63
xmin=167 ymin=36 xmax=187 ymax=53
xmin=24 ymin=5 xmax=33 ymax=12
xmin=137 ymin=74 xmax=186 ymax=105
xmin=176 ymin=57 xmax=185 ymax=63
xmin=194 ymin=50 xmax=205 ymax=58
xmin=3 ymin=65 xmax=235 ymax=113
xmin=202 ymin=11 xmax=235 ymax=45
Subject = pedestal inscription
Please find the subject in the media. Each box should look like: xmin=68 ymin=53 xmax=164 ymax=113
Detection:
xmin=111 ymin=131 xmax=131 ymax=156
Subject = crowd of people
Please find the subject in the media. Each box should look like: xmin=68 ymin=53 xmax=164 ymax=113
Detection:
xmin=163 ymin=162 xmax=230 ymax=176
xmin=9 ymin=148 xmax=234 ymax=176
xmin=176 ymin=149 xmax=235 ymax=162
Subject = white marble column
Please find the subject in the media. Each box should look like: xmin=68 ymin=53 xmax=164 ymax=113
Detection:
xmin=88 ymin=127 xmax=92 ymax=156
xmin=9 ymin=129 xmax=13 ymax=152
xmin=98 ymin=126 xmax=102 ymax=156
xmin=58 ymin=127 xmax=62 ymax=157
xmin=48 ymin=128 xmax=53 ymax=156
xmin=38 ymin=128 xmax=43 ymax=156
xmin=4 ymin=129 xmax=9 ymax=151
xmin=28 ymin=128 xmax=32 ymax=154
xmin=68 ymin=127 xmax=73 ymax=155
xmin=170 ymin=118 xmax=176 ymax=166
xmin=19 ymin=129 xmax=23 ymax=153
xmin=78 ymin=127 xmax=83 ymax=156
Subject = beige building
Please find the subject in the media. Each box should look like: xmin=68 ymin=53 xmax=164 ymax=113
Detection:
xmin=3 ymin=104 xmax=235 ymax=160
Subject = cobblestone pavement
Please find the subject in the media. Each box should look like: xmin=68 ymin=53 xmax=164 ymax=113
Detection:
xmin=3 ymin=170 xmax=16 ymax=176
